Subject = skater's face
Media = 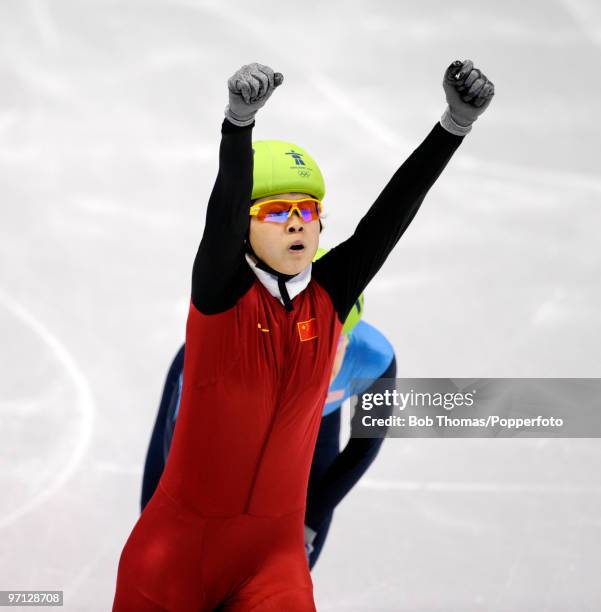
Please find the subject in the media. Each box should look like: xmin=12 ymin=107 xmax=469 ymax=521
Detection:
xmin=330 ymin=333 xmax=349 ymax=384
xmin=249 ymin=192 xmax=320 ymax=275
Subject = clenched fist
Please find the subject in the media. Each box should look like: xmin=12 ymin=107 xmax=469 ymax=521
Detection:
xmin=224 ymin=62 xmax=284 ymax=127
xmin=441 ymin=59 xmax=495 ymax=135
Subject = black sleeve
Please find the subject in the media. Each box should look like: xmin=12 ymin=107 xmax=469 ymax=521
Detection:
xmin=312 ymin=123 xmax=464 ymax=323
xmin=191 ymin=118 xmax=257 ymax=314
xmin=140 ymin=344 xmax=186 ymax=512
xmin=306 ymin=437 xmax=385 ymax=531
xmin=304 ymin=355 xmax=397 ymax=531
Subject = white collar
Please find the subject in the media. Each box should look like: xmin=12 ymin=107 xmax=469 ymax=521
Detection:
xmin=244 ymin=253 xmax=312 ymax=306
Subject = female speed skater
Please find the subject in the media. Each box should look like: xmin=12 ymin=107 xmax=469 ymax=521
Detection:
xmin=113 ymin=59 xmax=495 ymax=611
xmin=140 ymin=251 xmax=398 ymax=570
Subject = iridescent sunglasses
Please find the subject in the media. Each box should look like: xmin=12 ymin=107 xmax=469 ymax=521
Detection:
xmin=249 ymin=198 xmax=324 ymax=224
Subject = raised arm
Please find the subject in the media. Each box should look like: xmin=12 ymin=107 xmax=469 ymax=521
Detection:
xmin=313 ymin=59 xmax=495 ymax=322
xmin=192 ymin=63 xmax=284 ymax=314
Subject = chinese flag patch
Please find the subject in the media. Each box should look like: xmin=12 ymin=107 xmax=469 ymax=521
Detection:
xmin=297 ymin=318 xmax=317 ymax=342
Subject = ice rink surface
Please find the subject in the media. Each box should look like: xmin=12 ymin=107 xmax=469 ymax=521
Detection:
xmin=1 ymin=0 xmax=601 ymax=610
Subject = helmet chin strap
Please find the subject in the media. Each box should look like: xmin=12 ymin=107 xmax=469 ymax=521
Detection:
xmin=245 ymin=238 xmax=298 ymax=312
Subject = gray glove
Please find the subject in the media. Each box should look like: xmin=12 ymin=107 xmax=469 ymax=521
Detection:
xmin=224 ymin=62 xmax=284 ymax=127
xmin=304 ymin=524 xmax=317 ymax=560
xmin=441 ymin=59 xmax=495 ymax=136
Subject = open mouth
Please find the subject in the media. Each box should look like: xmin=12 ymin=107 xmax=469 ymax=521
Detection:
xmin=288 ymin=241 xmax=305 ymax=253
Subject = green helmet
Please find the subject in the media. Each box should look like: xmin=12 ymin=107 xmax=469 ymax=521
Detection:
xmin=313 ymin=248 xmax=364 ymax=335
xmin=251 ymin=140 xmax=325 ymax=201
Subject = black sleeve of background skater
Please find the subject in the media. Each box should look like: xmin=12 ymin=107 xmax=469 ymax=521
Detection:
xmin=304 ymin=355 xmax=397 ymax=532
xmin=312 ymin=124 xmax=464 ymax=325
xmin=191 ymin=118 xmax=257 ymax=315
xmin=140 ymin=344 xmax=186 ymax=512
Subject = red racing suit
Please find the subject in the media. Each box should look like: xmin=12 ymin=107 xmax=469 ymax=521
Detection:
xmin=112 ymin=117 xmax=464 ymax=611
